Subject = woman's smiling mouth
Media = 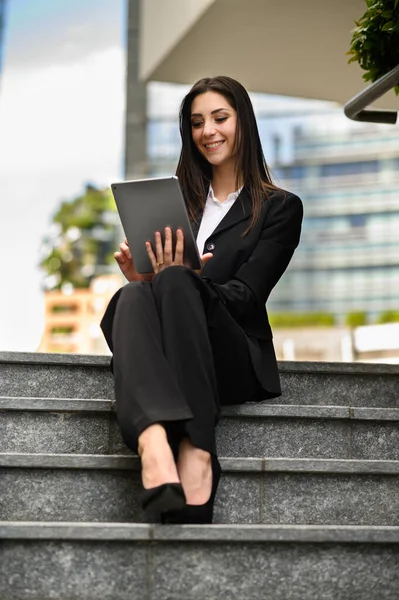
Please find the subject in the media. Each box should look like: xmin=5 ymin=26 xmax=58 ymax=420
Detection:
xmin=204 ymin=140 xmax=225 ymax=151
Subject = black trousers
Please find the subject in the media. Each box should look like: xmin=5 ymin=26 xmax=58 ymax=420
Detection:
xmin=111 ymin=266 xmax=261 ymax=457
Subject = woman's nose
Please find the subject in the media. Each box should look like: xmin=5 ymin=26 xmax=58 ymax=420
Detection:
xmin=203 ymin=121 xmax=216 ymax=137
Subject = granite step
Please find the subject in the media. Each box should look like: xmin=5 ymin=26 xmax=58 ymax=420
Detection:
xmin=1 ymin=397 xmax=398 ymax=460
xmin=1 ymin=453 xmax=398 ymax=526
xmin=1 ymin=351 xmax=399 ymax=407
xmin=0 ymin=522 xmax=398 ymax=599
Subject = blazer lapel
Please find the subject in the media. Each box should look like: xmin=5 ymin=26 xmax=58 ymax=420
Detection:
xmin=210 ymin=187 xmax=252 ymax=238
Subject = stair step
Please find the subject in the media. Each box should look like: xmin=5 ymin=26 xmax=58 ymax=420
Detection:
xmin=0 ymin=523 xmax=398 ymax=599
xmin=2 ymin=397 xmax=398 ymax=460
xmin=1 ymin=351 xmax=399 ymax=407
xmin=1 ymin=454 xmax=398 ymax=526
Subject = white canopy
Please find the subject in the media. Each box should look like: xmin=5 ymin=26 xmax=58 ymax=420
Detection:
xmin=139 ymin=0 xmax=398 ymax=109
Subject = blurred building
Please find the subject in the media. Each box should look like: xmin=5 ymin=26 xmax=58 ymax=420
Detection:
xmin=272 ymin=120 xmax=399 ymax=319
xmin=38 ymin=274 xmax=121 ymax=355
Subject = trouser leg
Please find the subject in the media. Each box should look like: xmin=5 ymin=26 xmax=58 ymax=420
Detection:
xmin=112 ymin=280 xmax=194 ymax=452
xmin=111 ymin=266 xmax=261 ymax=456
xmin=151 ymin=266 xmax=221 ymax=455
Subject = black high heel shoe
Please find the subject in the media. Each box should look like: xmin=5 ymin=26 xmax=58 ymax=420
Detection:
xmin=141 ymin=483 xmax=186 ymax=518
xmin=161 ymin=454 xmax=221 ymax=524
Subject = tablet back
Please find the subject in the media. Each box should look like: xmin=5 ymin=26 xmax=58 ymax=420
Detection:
xmin=111 ymin=176 xmax=202 ymax=273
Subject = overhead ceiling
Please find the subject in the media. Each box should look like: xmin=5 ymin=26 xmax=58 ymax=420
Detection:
xmin=139 ymin=0 xmax=399 ymax=110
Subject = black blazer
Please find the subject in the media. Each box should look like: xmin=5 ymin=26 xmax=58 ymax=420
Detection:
xmin=196 ymin=187 xmax=303 ymax=339
xmin=101 ymin=186 xmax=303 ymax=399
xmin=191 ymin=186 xmax=303 ymax=398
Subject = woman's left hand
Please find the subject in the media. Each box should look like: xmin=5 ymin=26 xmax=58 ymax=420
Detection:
xmin=146 ymin=227 xmax=214 ymax=274
xmin=146 ymin=227 xmax=184 ymax=274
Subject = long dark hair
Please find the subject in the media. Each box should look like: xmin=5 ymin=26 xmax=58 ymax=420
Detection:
xmin=176 ymin=75 xmax=279 ymax=232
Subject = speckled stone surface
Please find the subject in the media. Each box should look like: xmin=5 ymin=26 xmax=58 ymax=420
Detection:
xmin=2 ymin=408 xmax=399 ymax=458
xmin=280 ymin=371 xmax=399 ymax=408
xmin=0 ymin=362 xmax=114 ymax=399
xmin=0 ymin=468 xmax=261 ymax=525
xmin=150 ymin=542 xmax=399 ymax=600
xmin=350 ymin=422 xmax=399 ymax=460
xmin=217 ymin=417 xmax=350 ymax=459
xmin=1 ymin=352 xmax=399 ymax=407
xmin=0 ymin=411 xmax=110 ymax=454
xmin=109 ymin=414 xmax=135 ymax=454
xmin=0 ymin=469 xmax=143 ymax=523
xmin=0 ymin=537 xmax=398 ymax=599
xmin=0 ymin=541 xmax=148 ymax=599
xmin=2 ymin=464 xmax=397 ymax=526
xmin=262 ymin=473 xmax=399 ymax=526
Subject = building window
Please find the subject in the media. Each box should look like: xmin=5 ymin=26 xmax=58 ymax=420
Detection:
xmin=320 ymin=161 xmax=379 ymax=177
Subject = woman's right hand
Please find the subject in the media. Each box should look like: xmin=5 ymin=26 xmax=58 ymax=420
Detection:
xmin=114 ymin=239 xmax=152 ymax=282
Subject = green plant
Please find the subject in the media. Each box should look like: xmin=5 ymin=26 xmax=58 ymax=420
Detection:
xmin=348 ymin=0 xmax=399 ymax=94
xmin=376 ymin=310 xmax=399 ymax=323
xmin=40 ymin=185 xmax=117 ymax=290
xmin=268 ymin=313 xmax=335 ymax=328
xmin=345 ymin=311 xmax=367 ymax=328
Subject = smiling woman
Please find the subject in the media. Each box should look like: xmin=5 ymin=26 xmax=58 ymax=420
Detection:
xmin=100 ymin=75 xmax=303 ymax=526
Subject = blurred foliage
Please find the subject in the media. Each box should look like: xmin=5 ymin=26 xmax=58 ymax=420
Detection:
xmin=348 ymin=0 xmax=399 ymax=94
xmin=376 ymin=310 xmax=399 ymax=323
xmin=268 ymin=312 xmax=336 ymax=328
xmin=40 ymin=185 xmax=117 ymax=290
xmin=345 ymin=311 xmax=368 ymax=328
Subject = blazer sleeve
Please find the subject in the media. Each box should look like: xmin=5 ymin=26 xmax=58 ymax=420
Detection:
xmin=208 ymin=192 xmax=303 ymax=320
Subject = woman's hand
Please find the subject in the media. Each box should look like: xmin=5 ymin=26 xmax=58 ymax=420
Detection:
xmin=146 ymin=227 xmax=184 ymax=274
xmin=146 ymin=227 xmax=214 ymax=274
xmin=114 ymin=239 xmax=153 ymax=282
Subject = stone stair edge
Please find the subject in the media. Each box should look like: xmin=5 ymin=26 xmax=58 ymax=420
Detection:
xmin=1 ymin=397 xmax=398 ymax=421
xmin=1 ymin=351 xmax=398 ymax=375
xmin=1 ymin=453 xmax=398 ymax=474
xmin=1 ymin=521 xmax=398 ymax=544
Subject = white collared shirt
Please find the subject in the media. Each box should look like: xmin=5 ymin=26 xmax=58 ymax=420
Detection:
xmin=196 ymin=184 xmax=243 ymax=255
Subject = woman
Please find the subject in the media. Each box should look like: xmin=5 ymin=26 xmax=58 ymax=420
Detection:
xmin=100 ymin=76 xmax=303 ymax=524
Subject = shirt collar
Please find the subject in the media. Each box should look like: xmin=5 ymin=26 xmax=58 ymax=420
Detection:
xmin=207 ymin=183 xmax=243 ymax=205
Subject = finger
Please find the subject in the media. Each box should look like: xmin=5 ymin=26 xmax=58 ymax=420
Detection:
xmin=120 ymin=242 xmax=131 ymax=259
xmin=164 ymin=227 xmax=173 ymax=262
xmin=174 ymin=229 xmax=184 ymax=264
xmin=154 ymin=231 xmax=164 ymax=264
xmin=114 ymin=251 xmax=126 ymax=264
xmin=124 ymin=238 xmax=130 ymax=247
xmin=146 ymin=241 xmax=158 ymax=271
xmin=200 ymin=253 xmax=213 ymax=265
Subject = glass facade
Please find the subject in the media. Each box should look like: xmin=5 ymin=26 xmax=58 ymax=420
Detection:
xmin=147 ymin=84 xmax=399 ymax=320
xmin=272 ymin=122 xmax=399 ymax=318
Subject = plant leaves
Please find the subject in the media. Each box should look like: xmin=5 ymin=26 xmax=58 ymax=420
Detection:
xmin=381 ymin=21 xmax=395 ymax=30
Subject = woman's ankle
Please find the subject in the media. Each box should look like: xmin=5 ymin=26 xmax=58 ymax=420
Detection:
xmin=138 ymin=423 xmax=167 ymax=457
xmin=178 ymin=438 xmax=211 ymax=463
xmin=138 ymin=424 xmax=180 ymax=489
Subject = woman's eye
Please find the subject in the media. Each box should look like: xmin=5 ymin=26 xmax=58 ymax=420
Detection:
xmin=191 ymin=122 xmax=203 ymax=128
xmin=215 ymin=117 xmax=227 ymax=123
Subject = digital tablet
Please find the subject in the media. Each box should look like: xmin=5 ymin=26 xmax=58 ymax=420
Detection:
xmin=111 ymin=176 xmax=202 ymax=274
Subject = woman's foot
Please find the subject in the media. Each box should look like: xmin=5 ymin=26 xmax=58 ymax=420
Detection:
xmin=138 ymin=424 xmax=180 ymax=490
xmin=161 ymin=452 xmax=221 ymax=524
xmin=176 ymin=438 xmax=213 ymax=505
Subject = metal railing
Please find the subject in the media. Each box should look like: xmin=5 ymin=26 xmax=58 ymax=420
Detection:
xmin=344 ymin=64 xmax=399 ymax=124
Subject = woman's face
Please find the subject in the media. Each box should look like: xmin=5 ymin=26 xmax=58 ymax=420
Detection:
xmin=190 ymin=91 xmax=237 ymax=170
